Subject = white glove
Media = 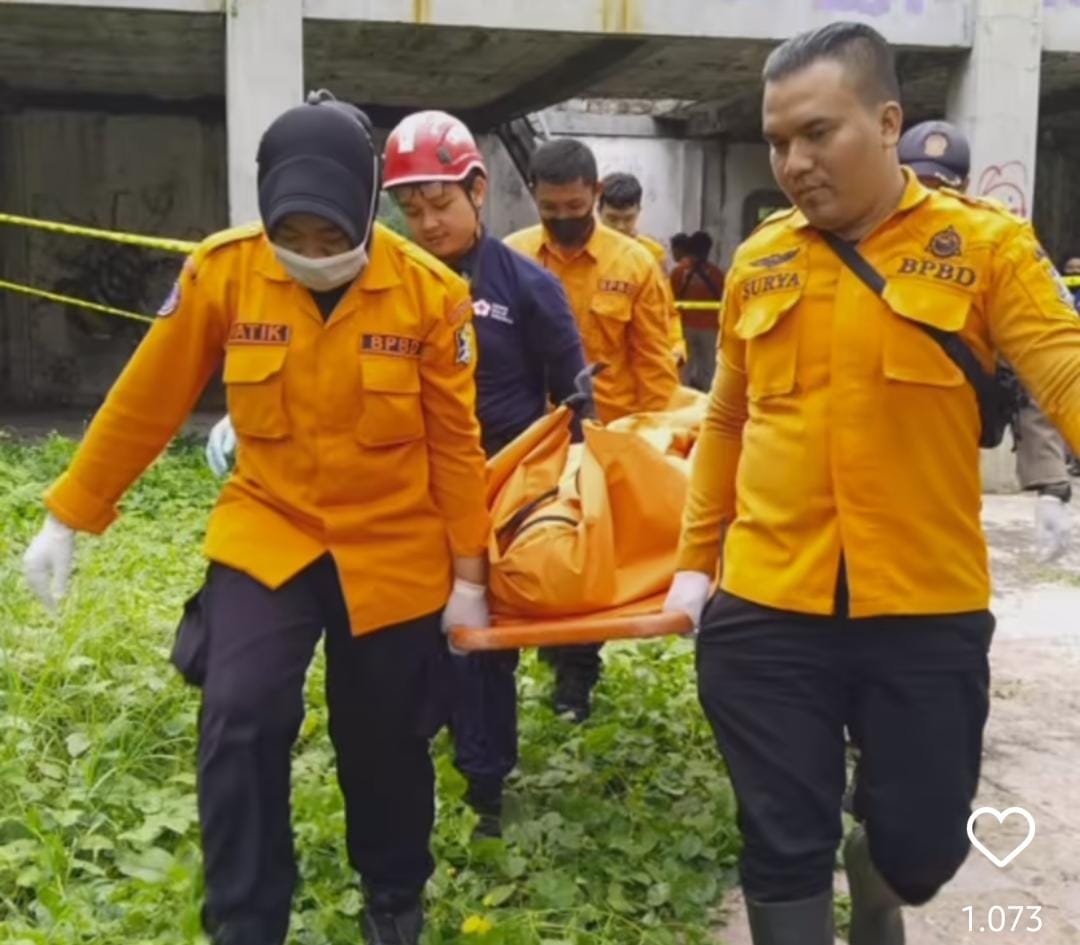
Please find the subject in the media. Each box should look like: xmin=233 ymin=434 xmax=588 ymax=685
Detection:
xmin=205 ymin=415 xmax=237 ymax=478
xmin=1035 ymin=493 xmax=1070 ymax=563
xmin=442 ymin=578 xmax=490 ymax=655
xmin=662 ymin=570 xmax=713 ymax=630
xmin=23 ymin=513 xmax=76 ymax=611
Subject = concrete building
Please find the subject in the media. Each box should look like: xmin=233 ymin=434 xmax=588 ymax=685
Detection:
xmin=2 ymin=0 xmax=1080 ymax=485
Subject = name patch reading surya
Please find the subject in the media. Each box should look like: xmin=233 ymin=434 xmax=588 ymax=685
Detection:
xmin=361 ymin=334 xmax=423 ymax=358
xmin=741 ymin=271 xmax=802 ymax=300
xmin=229 ymin=323 xmax=291 ymax=344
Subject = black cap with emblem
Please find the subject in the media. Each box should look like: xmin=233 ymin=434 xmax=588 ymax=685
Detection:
xmin=256 ymin=91 xmax=380 ymax=248
xmin=898 ymin=120 xmax=971 ymax=189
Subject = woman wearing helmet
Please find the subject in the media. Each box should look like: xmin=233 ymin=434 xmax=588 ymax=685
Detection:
xmin=383 ymin=110 xmax=589 ymax=836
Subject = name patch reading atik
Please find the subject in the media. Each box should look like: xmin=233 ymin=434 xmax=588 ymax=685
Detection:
xmin=229 ymin=323 xmax=291 ymax=344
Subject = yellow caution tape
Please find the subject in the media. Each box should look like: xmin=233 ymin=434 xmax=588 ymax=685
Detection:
xmin=0 ymin=212 xmax=197 ymax=255
xmin=0 ymin=279 xmax=154 ymax=324
xmin=675 ymin=300 xmax=722 ymax=311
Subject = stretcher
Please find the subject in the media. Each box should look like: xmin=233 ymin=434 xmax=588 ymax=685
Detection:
xmin=448 ymin=385 xmax=708 ymax=652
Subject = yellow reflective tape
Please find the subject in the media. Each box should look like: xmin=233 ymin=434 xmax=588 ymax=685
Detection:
xmin=675 ymin=301 xmax=722 ymax=311
xmin=0 ymin=212 xmax=197 ymax=255
xmin=0 ymin=279 xmax=154 ymax=325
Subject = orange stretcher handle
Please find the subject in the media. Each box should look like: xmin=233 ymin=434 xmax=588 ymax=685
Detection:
xmin=448 ymin=611 xmax=693 ymax=652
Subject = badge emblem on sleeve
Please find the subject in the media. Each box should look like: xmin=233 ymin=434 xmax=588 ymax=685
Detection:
xmin=455 ymin=325 xmax=475 ymax=366
xmin=157 ymin=280 xmax=181 ymax=318
xmin=928 ymin=226 xmax=963 ymax=259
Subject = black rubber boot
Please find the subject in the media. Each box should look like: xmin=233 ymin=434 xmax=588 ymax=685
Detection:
xmin=467 ymin=775 xmax=504 ymax=840
xmin=844 ymin=825 xmax=905 ymax=945
xmin=361 ymin=900 xmax=423 ymax=945
xmin=552 ymin=670 xmax=592 ymax=723
xmin=746 ymin=889 xmax=835 ymax=944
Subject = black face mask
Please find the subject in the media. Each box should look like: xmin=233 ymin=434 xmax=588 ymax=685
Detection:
xmin=542 ymin=213 xmax=595 ymax=248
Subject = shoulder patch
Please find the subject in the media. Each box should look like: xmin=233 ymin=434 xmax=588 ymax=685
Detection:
xmin=455 ymin=323 xmax=475 ymax=366
xmin=157 ymin=280 xmax=182 ymax=318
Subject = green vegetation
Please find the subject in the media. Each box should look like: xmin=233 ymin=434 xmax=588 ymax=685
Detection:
xmin=0 ymin=434 xmax=739 ymax=944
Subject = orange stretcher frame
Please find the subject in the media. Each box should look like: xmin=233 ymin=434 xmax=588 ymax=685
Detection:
xmin=448 ymin=610 xmax=693 ymax=652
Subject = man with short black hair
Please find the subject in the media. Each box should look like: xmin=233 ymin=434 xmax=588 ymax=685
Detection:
xmin=663 ymin=21 xmax=1080 ymax=945
xmin=507 ymin=139 xmax=678 ymax=721
xmin=670 ymin=232 xmax=691 ymax=263
xmin=598 ymin=170 xmax=687 ymax=366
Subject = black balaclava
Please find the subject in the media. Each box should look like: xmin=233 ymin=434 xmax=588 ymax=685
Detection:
xmin=256 ymin=94 xmax=380 ymax=249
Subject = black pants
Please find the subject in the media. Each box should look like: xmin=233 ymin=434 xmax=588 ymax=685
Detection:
xmin=449 ymin=650 xmax=519 ymax=786
xmin=181 ymin=556 xmax=448 ymax=945
xmin=539 ymin=643 xmax=603 ymax=687
xmin=696 ymin=591 xmax=993 ymax=906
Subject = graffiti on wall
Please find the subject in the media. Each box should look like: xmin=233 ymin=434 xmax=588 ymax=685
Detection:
xmin=35 ymin=185 xmax=185 ymax=343
xmin=975 ymin=162 xmax=1030 ymax=218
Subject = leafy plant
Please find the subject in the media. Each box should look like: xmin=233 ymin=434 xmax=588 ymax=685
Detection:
xmin=0 ymin=434 xmax=740 ymax=943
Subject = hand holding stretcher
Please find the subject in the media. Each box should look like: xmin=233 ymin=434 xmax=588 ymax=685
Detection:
xmin=448 ymin=385 xmax=708 ymax=652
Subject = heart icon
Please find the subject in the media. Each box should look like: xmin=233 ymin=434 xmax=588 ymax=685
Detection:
xmin=966 ymin=806 xmax=1036 ymax=869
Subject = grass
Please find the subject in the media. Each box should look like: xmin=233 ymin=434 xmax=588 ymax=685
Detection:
xmin=0 ymin=433 xmax=740 ymax=945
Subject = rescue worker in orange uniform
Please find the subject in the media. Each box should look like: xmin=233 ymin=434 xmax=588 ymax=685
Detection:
xmin=597 ymin=170 xmax=688 ymax=366
xmin=506 ymin=138 xmax=678 ymax=721
xmin=21 ymin=94 xmax=490 ymax=945
xmin=662 ymin=23 xmax=1080 ymax=945
xmin=898 ymin=119 xmax=1074 ymax=562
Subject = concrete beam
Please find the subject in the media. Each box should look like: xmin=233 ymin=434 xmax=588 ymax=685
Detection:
xmin=226 ymin=0 xmax=303 ymax=224
xmin=1042 ymin=0 xmax=1080 ymax=53
xmin=3 ymin=0 xmax=222 ymax=10
xmin=947 ymin=0 xmax=1043 ymax=492
xmin=303 ymin=0 xmax=973 ymax=48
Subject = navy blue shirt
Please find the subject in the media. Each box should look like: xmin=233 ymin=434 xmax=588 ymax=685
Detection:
xmin=457 ymin=234 xmax=587 ymax=456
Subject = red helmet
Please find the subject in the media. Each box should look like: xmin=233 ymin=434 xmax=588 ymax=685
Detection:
xmin=383 ymin=111 xmax=486 ymax=189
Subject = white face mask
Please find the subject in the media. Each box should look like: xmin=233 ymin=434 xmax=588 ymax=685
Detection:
xmin=272 ymin=243 xmax=369 ymax=292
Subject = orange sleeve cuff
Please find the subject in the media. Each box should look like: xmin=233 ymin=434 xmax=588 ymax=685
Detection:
xmin=44 ymin=472 xmax=120 ymax=534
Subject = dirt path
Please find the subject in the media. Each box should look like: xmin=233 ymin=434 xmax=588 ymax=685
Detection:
xmin=715 ymin=493 xmax=1080 ymax=944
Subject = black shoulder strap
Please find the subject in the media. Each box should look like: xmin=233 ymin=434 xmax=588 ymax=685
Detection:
xmin=818 ymin=230 xmax=996 ymax=408
xmin=690 ymin=260 xmax=722 ymax=299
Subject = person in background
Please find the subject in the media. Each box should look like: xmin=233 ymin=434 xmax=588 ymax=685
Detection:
xmin=670 ymin=230 xmax=725 ymax=392
xmin=598 ymin=170 xmax=687 ymax=367
xmin=670 ymin=231 xmax=691 ymax=264
xmin=506 ymin=138 xmax=678 ymax=722
xmin=22 ymin=93 xmax=491 ymax=945
xmin=899 ymin=119 xmax=1074 ymax=561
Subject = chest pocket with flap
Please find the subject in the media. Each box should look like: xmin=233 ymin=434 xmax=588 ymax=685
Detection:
xmin=881 ymin=281 xmax=972 ymax=389
xmin=223 ymin=344 xmax=290 ymax=439
xmin=356 ymin=356 xmax=425 ymax=448
xmin=587 ymin=291 xmax=632 ymax=354
xmin=732 ymin=271 xmax=804 ymax=400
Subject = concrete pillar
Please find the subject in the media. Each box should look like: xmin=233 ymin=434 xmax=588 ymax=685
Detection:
xmin=225 ymin=0 xmax=304 ymax=225
xmin=945 ymin=0 xmax=1043 ymax=493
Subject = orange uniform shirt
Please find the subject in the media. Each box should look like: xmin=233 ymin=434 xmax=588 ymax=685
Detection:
xmin=45 ymin=222 xmax=490 ymax=635
xmin=678 ymin=171 xmax=1080 ymax=617
xmin=636 ymin=233 xmax=687 ymax=364
xmin=504 ymin=224 xmax=678 ymax=423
